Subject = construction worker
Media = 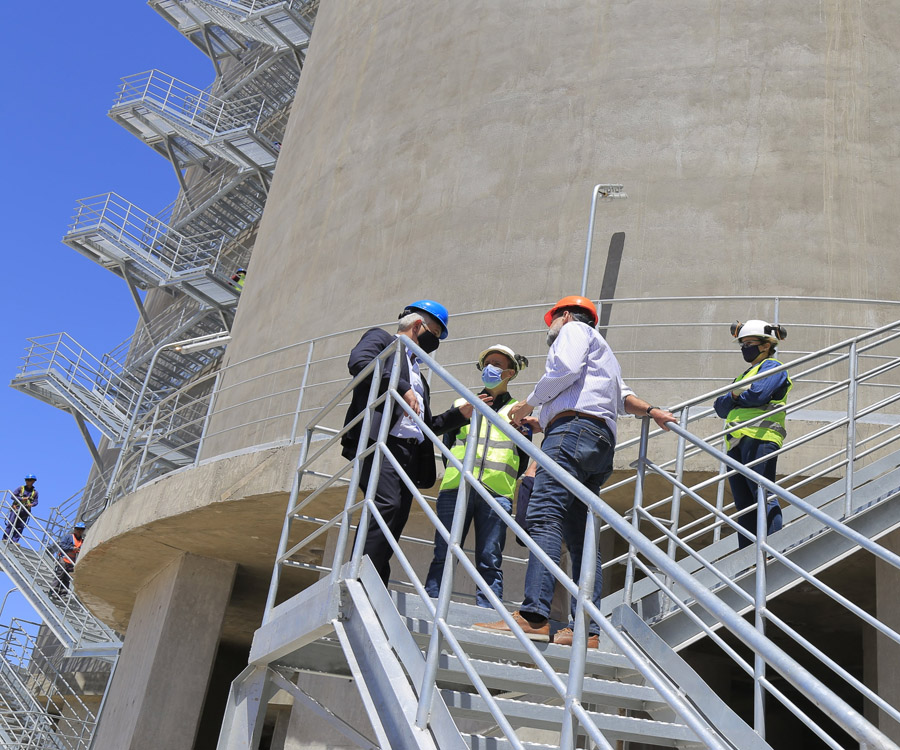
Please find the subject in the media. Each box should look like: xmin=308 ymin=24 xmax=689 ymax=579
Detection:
xmin=342 ymin=300 xmax=471 ymax=585
xmin=53 ymin=522 xmax=86 ymax=597
xmin=475 ymin=296 xmax=676 ymax=647
xmin=4 ymin=475 xmax=39 ymax=543
xmin=231 ymin=268 xmax=246 ymax=292
xmin=424 ymin=344 xmax=536 ymax=607
xmin=714 ymin=320 xmax=791 ymax=549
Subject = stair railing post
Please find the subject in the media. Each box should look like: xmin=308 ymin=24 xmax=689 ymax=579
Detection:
xmin=350 ymin=343 xmax=403 ymax=578
xmin=753 ymin=482 xmax=768 ymax=739
xmin=666 ymin=405 xmax=688 ymax=559
xmin=195 ymin=371 xmax=222 ymax=465
xmin=559 ymin=508 xmax=599 ymax=750
xmin=327 ymin=353 xmax=384 ymax=586
xmin=289 ymin=340 xmax=316 ymax=444
xmin=416 ymin=406 xmax=479 ymax=730
xmin=713 ymin=431 xmax=728 ymax=544
xmin=844 ymin=340 xmax=858 ymax=516
xmin=623 ymin=416 xmax=651 ymax=606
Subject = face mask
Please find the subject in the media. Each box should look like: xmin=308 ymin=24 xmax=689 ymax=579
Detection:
xmin=417 ymin=328 xmax=440 ymax=354
xmin=741 ymin=344 xmax=762 ymax=363
xmin=481 ymin=364 xmax=505 ymax=389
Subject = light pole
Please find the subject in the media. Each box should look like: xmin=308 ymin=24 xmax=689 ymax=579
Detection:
xmin=103 ymin=331 xmax=232 ymax=507
xmin=580 ymin=183 xmax=628 ymax=297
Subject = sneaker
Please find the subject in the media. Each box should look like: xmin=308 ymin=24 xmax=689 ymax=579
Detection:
xmin=553 ymin=627 xmax=599 ymax=649
xmin=473 ymin=611 xmax=550 ymax=642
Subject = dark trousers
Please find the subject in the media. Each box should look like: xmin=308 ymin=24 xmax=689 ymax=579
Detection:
xmin=521 ymin=416 xmax=614 ymax=635
xmin=358 ymin=437 xmax=418 ymax=585
xmin=727 ymin=437 xmax=784 ymax=549
xmin=3 ymin=506 xmax=31 ymax=543
xmin=54 ymin=560 xmax=74 ymax=595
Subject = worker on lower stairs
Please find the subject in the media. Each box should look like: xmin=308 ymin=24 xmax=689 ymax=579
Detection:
xmin=53 ymin=522 xmax=86 ymax=598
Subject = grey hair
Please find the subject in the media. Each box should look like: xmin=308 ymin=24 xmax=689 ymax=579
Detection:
xmin=398 ymin=312 xmax=424 ymax=331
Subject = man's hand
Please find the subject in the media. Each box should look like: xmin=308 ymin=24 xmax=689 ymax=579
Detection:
xmin=509 ymin=401 xmax=534 ymax=426
xmin=649 ymin=408 xmax=678 ymax=432
xmin=402 ymin=388 xmax=420 ymax=416
xmin=519 ymin=415 xmax=542 ymax=434
xmin=459 ymin=394 xmax=493 ymax=419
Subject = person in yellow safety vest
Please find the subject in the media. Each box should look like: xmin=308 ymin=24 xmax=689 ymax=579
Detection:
xmin=231 ymin=268 xmax=246 ymax=293
xmin=53 ymin=522 xmax=85 ymax=598
xmin=713 ymin=319 xmax=792 ymax=549
xmin=424 ymin=344 xmax=537 ymax=608
xmin=4 ymin=475 xmax=39 ymax=543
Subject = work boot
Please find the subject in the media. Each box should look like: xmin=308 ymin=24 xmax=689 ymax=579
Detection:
xmin=552 ymin=627 xmax=599 ymax=649
xmin=473 ymin=611 xmax=550 ymax=642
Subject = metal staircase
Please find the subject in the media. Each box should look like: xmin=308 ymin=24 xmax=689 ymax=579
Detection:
xmin=170 ymin=0 xmax=318 ymax=54
xmin=0 ymin=619 xmax=101 ymax=750
xmin=149 ymin=0 xmax=251 ymax=64
xmin=0 ymin=492 xmax=121 ymax=661
xmin=219 ymin=321 xmax=900 ymax=748
xmin=63 ymin=192 xmax=241 ymax=310
xmin=109 ymin=70 xmax=284 ymax=172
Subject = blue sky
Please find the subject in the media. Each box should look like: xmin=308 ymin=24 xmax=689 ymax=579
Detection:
xmin=0 ymin=2 xmax=212 ymax=626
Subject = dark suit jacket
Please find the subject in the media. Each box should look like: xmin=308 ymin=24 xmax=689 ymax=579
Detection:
xmin=341 ymin=327 xmax=466 ymax=488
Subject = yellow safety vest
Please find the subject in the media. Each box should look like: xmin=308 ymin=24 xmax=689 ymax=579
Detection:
xmin=440 ymin=398 xmax=520 ymax=499
xmin=725 ymin=359 xmax=792 ymax=449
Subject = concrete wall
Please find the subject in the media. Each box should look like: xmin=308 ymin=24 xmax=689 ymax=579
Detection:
xmin=203 ymin=0 xmax=900 ymax=460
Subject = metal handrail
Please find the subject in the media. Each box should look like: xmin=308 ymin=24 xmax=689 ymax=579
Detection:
xmin=262 ymin=323 xmax=900 ymax=749
xmin=93 ymin=296 xmax=900 ymax=513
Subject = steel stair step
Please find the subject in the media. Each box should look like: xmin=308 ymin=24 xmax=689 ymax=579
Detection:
xmin=463 ymin=737 xmax=559 ymax=750
xmin=435 ymin=653 xmax=666 ymax=713
xmin=441 ymin=691 xmax=697 ymax=747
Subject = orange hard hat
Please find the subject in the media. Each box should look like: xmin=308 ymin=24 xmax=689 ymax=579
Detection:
xmin=544 ymin=296 xmax=598 ymax=326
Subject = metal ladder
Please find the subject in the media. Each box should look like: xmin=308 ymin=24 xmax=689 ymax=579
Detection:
xmin=220 ymin=320 xmax=900 ymax=748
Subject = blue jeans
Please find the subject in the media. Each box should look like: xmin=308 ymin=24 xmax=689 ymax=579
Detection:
xmin=521 ymin=416 xmax=614 ymax=635
xmin=727 ymin=437 xmax=783 ymax=549
xmin=425 ymin=487 xmax=512 ymax=608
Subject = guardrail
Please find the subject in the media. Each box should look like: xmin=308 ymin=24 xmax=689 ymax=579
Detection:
xmin=97 ymin=295 xmax=900 ymax=509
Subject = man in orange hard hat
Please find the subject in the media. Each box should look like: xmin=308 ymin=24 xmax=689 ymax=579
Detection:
xmin=476 ymin=295 xmax=676 ymax=647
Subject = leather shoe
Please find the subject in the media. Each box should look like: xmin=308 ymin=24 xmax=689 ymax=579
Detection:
xmin=473 ymin=611 xmax=550 ymax=642
xmin=553 ymin=627 xmax=599 ymax=649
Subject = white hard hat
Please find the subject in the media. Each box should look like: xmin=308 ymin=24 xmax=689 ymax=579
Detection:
xmin=730 ymin=319 xmax=787 ymax=344
xmin=477 ymin=344 xmax=528 ymax=377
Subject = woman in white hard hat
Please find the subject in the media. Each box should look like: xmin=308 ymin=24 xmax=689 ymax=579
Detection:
xmin=424 ymin=344 xmax=535 ymax=607
xmin=714 ymin=320 xmax=792 ymax=549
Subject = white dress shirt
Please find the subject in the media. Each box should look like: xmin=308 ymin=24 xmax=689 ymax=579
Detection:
xmin=390 ymin=351 xmax=426 ymax=442
xmin=527 ymin=321 xmax=633 ymax=440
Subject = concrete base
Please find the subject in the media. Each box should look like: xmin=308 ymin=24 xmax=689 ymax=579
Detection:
xmin=90 ymin=553 xmax=237 ymax=750
xmin=875 ymin=530 xmax=900 ymax=742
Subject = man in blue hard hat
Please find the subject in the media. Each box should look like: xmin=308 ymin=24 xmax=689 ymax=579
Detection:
xmin=342 ymin=300 xmax=473 ymax=585
xmin=4 ymin=475 xmax=39 ymax=543
xmin=53 ymin=521 xmax=86 ymax=598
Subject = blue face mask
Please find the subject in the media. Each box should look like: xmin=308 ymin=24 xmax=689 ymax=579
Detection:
xmin=481 ymin=364 xmax=506 ymax=389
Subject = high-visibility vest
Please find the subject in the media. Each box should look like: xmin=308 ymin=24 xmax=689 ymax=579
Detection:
xmin=14 ymin=487 xmax=36 ymax=507
xmin=440 ymin=398 xmax=521 ymax=499
xmin=234 ymin=276 xmax=245 ymax=292
xmin=725 ymin=359 xmax=793 ymax=449
xmin=59 ymin=535 xmax=83 ymax=566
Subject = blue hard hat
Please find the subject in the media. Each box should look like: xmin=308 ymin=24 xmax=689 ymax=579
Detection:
xmin=24 ymin=474 xmax=36 ymax=481
xmin=402 ymin=300 xmax=449 ymax=340
xmin=74 ymin=522 xmax=86 ymax=530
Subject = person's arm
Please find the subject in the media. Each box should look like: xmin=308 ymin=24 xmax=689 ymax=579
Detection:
xmin=348 ymin=329 xmax=412 ymax=395
xmin=732 ymin=359 xmax=788 ymax=407
xmin=57 ymin=536 xmax=74 ymax=553
xmin=623 ymin=393 xmax=677 ymax=431
xmin=713 ymin=392 xmax=734 ymax=418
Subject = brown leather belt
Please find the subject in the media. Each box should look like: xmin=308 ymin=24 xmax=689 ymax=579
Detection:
xmin=546 ymin=410 xmax=609 ymax=430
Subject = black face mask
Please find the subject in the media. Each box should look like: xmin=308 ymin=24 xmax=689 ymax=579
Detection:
xmin=741 ymin=344 xmax=762 ymax=363
xmin=417 ymin=329 xmax=440 ymax=354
